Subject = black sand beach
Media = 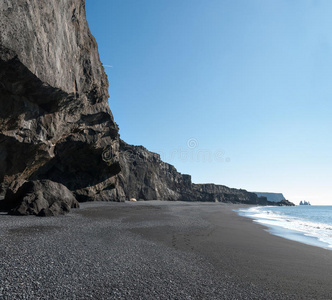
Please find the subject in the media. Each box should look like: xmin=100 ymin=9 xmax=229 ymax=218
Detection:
xmin=1 ymin=201 xmax=332 ymax=299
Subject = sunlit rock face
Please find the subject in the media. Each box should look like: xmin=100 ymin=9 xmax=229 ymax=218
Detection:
xmin=0 ymin=0 xmax=121 ymax=209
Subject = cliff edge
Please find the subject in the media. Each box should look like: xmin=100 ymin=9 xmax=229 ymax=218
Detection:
xmin=117 ymin=140 xmax=293 ymax=205
xmin=254 ymin=192 xmax=286 ymax=202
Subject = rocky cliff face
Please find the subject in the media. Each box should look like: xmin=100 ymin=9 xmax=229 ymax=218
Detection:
xmin=254 ymin=192 xmax=286 ymax=202
xmin=117 ymin=140 xmax=293 ymax=205
xmin=0 ymin=0 xmax=121 ymax=214
xmin=191 ymin=184 xmax=270 ymax=204
xmin=116 ymin=140 xmax=191 ymax=201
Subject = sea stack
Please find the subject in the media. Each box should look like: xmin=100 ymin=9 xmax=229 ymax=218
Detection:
xmin=299 ymin=201 xmax=311 ymax=206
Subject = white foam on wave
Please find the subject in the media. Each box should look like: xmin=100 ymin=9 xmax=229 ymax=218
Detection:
xmin=238 ymin=207 xmax=332 ymax=250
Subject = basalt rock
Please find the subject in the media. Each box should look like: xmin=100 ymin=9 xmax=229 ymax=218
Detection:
xmin=254 ymin=192 xmax=286 ymax=202
xmin=2 ymin=180 xmax=79 ymax=216
xmin=0 ymin=0 xmax=121 ymax=209
xmin=191 ymin=184 xmax=271 ymax=204
xmin=276 ymin=199 xmax=295 ymax=206
xmin=117 ymin=140 xmax=292 ymax=205
xmin=115 ymin=140 xmax=192 ymax=201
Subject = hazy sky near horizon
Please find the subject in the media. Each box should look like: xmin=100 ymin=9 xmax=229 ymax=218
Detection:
xmin=86 ymin=0 xmax=332 ymax=205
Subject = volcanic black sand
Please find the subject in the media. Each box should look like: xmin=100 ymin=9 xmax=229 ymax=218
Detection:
xmin=1 ymin=201 xmax=331 ymax=299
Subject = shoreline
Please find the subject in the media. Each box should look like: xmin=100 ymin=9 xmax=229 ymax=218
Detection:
xmin=238 ymin=205 xmax=332 ymax=251
xmin=128 ymin=201 xmax=332 ymax=298
xmin=199 ymin=203 xmax=332 ymax=297
xmin=1 ymin=201 xmax=332 ymax=299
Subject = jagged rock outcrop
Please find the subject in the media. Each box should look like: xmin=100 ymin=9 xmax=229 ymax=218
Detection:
xmin=276 ymin=199 xmax=295 ymax=206
xmin=0 ymin=0 xmax=121 ymax=213
xmin=117 ymin=140 xmax=292 ymax=205
xmin=116 ymin=140 xmax=191 ymax=201
xmin=191 ymin=184 xmax=271 ymax=204
xmin=2 ymin=180 xmax=79 ymax=216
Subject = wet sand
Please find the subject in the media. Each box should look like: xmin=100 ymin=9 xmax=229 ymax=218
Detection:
xmin=1 ymin=201 xmax=332 ymax=299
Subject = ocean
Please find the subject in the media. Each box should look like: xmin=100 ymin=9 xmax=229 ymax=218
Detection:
xmin=237 ymin=205 xmax=332 ymax=250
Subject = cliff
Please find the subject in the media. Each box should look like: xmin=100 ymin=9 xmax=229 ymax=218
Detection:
xmin=191 ymin=184 xmax=270 ymax=204
xmin=0 ymin=0 xmax=121 ymax=215
xmin=254 ymin=192 xmax=286 ymax=202
xmin=116 ymin=140 xmax=191 ymax=201
xmin=117 ymin=140 xmax=292 ymax=205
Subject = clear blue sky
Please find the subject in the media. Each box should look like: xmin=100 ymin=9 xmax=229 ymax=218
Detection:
xmin=86 ymin=0 xmax=332 ymax=205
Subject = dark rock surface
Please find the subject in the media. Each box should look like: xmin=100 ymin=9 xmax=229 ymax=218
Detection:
xmin=191 ymin=184 xmax=272 ymax=204
xmin=254 ymin=192 xmax=286 ymax=202
xmin=1 ymin=180 xmax=79 ymax=216
xmin=117 ymin=140 xmax=292 ymax=205
xmin=275 ymin=199 xmax=295 ymax=206
xmin=115 ymin=140 xmax=191 ymax=202
xmin=0 ymin=0 xmax=121 ymax=206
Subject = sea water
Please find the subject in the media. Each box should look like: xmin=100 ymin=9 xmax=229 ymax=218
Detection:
xmin=237 ymin=206 xmax=332 ymax=250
